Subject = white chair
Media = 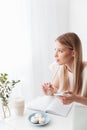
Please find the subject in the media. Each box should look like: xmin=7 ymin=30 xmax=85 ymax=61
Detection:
xmin=73 ymin=104 xmax=87 ymax=130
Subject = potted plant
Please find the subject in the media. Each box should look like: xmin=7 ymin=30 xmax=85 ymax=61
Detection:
xmin=0 ymin=73 xmax=20 ymax=118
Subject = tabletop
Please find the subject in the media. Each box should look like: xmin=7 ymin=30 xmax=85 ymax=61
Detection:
xmin=1 ymin=108 xmax=73 ymax=130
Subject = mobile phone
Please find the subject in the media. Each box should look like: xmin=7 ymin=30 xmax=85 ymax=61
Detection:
xmin=54 ymin=92 xmax=66 ymax=97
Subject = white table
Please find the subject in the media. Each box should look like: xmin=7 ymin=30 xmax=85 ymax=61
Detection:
xmin=1 ymin=108 xmax=73 ymax=130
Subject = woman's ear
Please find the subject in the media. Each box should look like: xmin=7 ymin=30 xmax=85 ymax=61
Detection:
xmin=72 ymin=50 xmax=75 ymax=57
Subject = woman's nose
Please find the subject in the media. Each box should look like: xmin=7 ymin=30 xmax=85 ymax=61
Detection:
xmin=54 ymin=51 xmax=58 ymax=57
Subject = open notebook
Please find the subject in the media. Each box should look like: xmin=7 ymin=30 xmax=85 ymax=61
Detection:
xmin=27 ymin=95 xmax=72 ymax=117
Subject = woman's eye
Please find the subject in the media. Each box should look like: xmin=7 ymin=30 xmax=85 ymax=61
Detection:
xmin=58 ymin=50 xmax=63 ymax=53
xmin=54 ymin=48 xmax=63 ymax=53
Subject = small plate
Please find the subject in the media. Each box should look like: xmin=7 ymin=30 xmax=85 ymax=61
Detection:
xmin=28 ymin=112 xmax=50 ymax=126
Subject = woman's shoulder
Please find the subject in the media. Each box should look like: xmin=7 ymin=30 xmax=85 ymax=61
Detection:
xmin=82 ymin=61 xmax=87 ymax=72
xmin=83 ymin=61 xmax=87 ymax=68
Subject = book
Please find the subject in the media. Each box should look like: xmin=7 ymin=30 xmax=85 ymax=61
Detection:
xmin=27 ymin=95 xmax=72 ymax=117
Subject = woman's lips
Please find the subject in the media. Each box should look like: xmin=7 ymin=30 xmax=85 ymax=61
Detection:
xmin=56 ymin=59 xmax=59 ymax=62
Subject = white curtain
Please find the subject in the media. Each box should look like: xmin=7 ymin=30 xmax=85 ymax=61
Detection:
xmin=0 ymin=0 xmax=69 ymax=104
xmin=29 ymin=0 xmax=69 ymax=99
xmin=0 ymin=0 xmax=34 ymax=103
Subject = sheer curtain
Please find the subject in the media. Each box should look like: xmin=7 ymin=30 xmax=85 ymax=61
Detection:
xmin=0 ymin=0 xmax=69 ymax=104
xmin=0 ymin=0 xmax=34 ymax=103
xmin=29 ymin=0 xmax=69 ymax=99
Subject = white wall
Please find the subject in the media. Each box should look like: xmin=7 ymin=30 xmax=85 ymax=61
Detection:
xmin=69 ymin=0 xmax=87 ymax=60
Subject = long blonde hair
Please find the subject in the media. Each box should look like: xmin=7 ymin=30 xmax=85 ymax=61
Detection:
xmin=56 ymin=32 xmax=83 ymax=94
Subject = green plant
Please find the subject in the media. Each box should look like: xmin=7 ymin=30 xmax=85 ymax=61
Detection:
xmin=0 ymin=73 xmax=20 ymax=106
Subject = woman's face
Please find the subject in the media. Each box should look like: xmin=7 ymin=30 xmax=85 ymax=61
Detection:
xmin=54 ymin=40 xmax=74 ymax=65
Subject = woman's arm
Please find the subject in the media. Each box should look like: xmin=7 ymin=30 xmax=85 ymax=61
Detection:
xmin=57 ymin=91 xmax=87 ymax=105
xmin=75 ymin=95 xmax=87 ymax=105
xmin=52 ymin=75 xmax=59 ymax=93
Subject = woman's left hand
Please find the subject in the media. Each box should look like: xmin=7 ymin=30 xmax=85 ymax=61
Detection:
xmin=57 ymin=91 xmax=76 ymax=105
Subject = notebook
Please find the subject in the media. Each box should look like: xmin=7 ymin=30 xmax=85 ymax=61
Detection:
xmin=27 ymin=95 xmax=72 ymax=117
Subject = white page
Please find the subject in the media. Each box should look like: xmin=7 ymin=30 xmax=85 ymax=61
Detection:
xmin=46 ymin=98 xmax=72 ymax=117
xmin=27 ymin=95 xmax=54 ymax=112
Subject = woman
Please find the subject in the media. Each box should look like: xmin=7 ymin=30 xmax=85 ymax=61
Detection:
xmin=42 ymin=32 xmax=87 ymax=105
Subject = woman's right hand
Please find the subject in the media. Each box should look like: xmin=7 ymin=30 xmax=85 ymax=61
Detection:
xmin=42 ymin=82 xmax=54 ymax=96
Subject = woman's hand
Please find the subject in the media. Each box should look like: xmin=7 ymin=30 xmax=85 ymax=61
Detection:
xmin=42 ymin=82 xmax=54 ymax=96
xmin=57 ymin=91 xmax=76 ymax=105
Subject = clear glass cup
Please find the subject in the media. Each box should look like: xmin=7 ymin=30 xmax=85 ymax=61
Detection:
xmin=14 ymin=97 xmax=25 ymax=116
